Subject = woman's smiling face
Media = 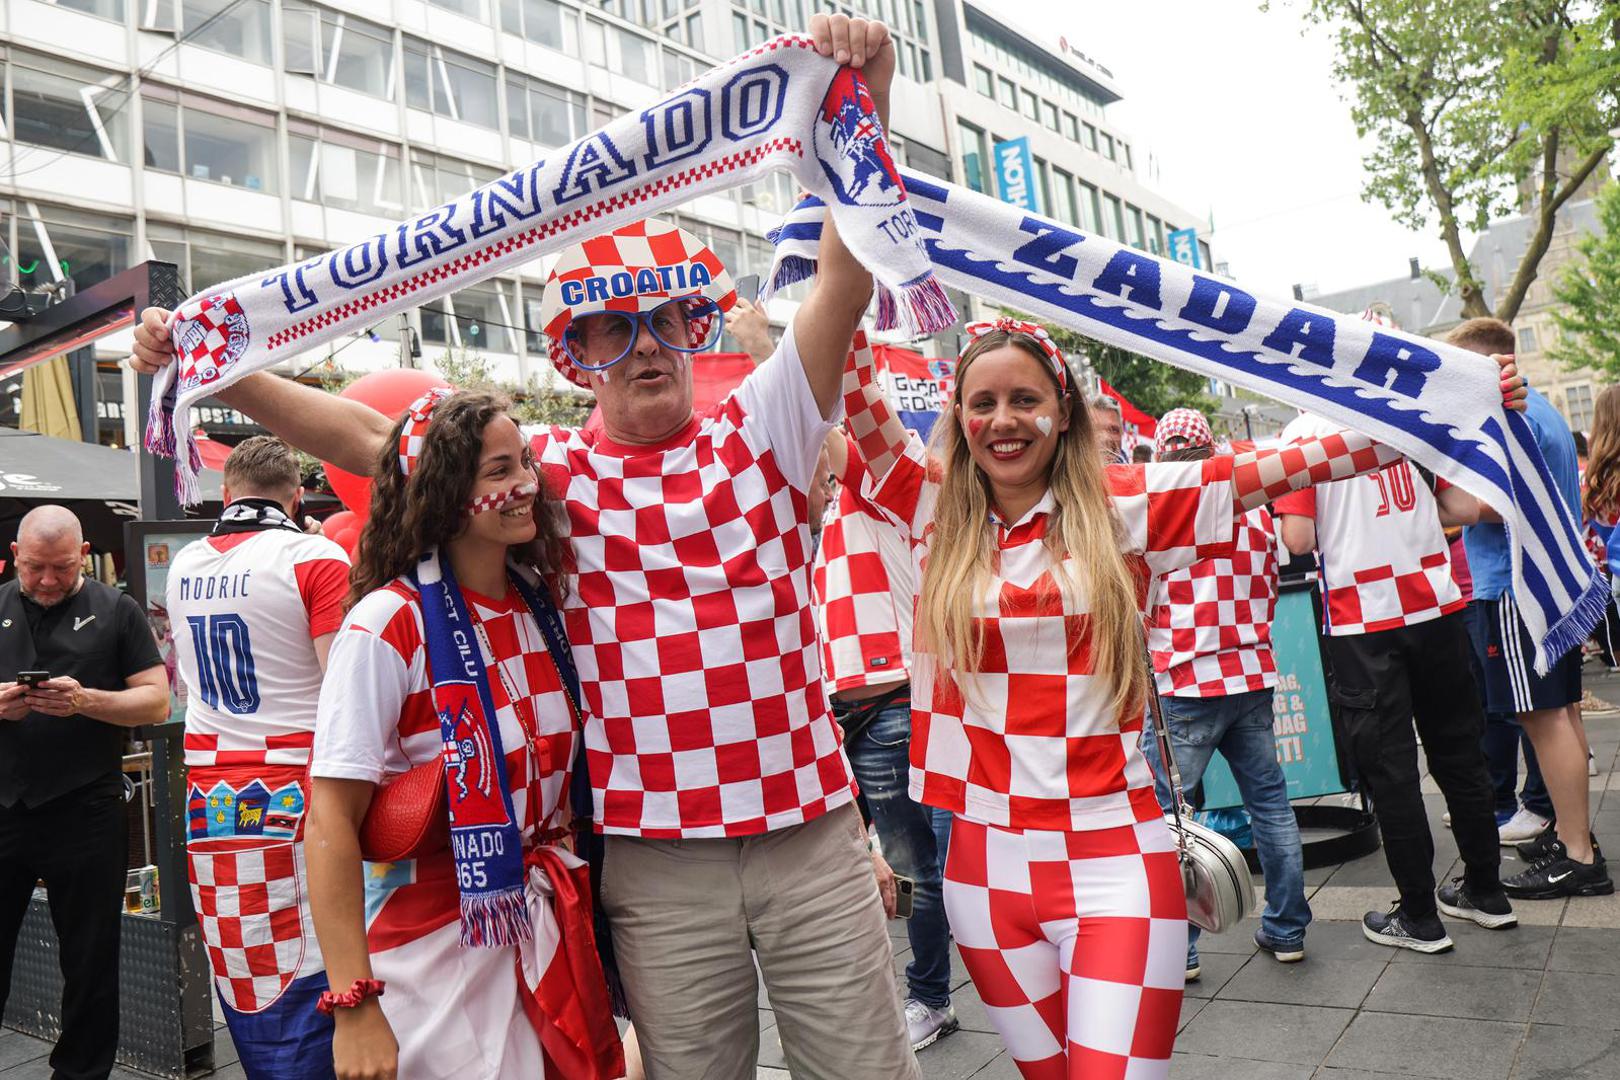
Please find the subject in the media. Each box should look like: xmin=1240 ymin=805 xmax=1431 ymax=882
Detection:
xmin=955 ymin=343 xmax=1070 ymax=509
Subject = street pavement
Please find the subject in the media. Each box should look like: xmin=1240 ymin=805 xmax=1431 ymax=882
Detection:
xmin=4 ymin=671 xmax=1620 ymax=1079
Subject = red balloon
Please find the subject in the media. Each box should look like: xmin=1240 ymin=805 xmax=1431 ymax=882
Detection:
xmin=321 ymin=509 xmax=358 ymax=540
xmin=323 ymin=369 xmax=452 ymax=517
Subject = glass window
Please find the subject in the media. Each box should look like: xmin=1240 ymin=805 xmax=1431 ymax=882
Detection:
xmin=182 ymin=0 xmax=273 ymax=65
xmin=1082 ymin=122 xmax=1097 ymax=152
xmin=1062 ymin=112 xmax=1078 ymax=142
xmin=1147 ymin=214 xmax=1164 ymax=254
xmin=189 ymin=230 xmax=283 ymax=292
xmin=404 ymin=37 xmax=498 ymax=128
xmin=957 ymin=119 xmax=988 ymax=194
xmin=183 ymin=104 xmax=278 ymax=192
xmin=502 ymin=0 xmax=577 ymax=51
xmin=1197 ymin=239 xmax=1213 ymax=269
xmin=997 ymin=76 xmax=1016 ymax=110
xmin=57 ymin=0 xmax=124 ymax=21
xmin=403 ymin=38 xmax=432 ymax=111
xmin=1041 ymin=99 xmax=1058 ymax=131
xmin=616 ymin=26 xmax=657 ymax=85
xmin=1100 ymin=132 xmax=1115 ymax=161
xmin=426 ymin=0 xmax=483 ymax=20
xmin=685 ymin=12 xmax=702 ymax=50
xmin=1567 ymin=383 xmax=1594 ymax=431
xmin=731 ymin=12 xmax=748 ymax=51
xmin=506 ymin=74 xmax=586 ymax=147
xmin=905 ymin=140 xmax=951 ymax=182
xmin=8 ymin=56 xmax=130 ymax=164
xmin=1125 ymin=205 xmax=1144 ymax=248
xmin=326 ymin=12 xmax=396 ymax=99
xmin=1020 ymin=88 xmax=1039 ymax=120
xmin=1075 ymin=182 xmax=1101 ymax=233
xmin=1101 ymin=192 xmax=1122 ymax=239
xmin=1051 ymin=168 xmax=1075 ymax=226
xmin=1031 ymin=154 xmax=1050 ymax=215
xmin=143 ymin=97 xmax=181 ymax=171
xmin=973 ymin=64 xmax=992 ymax=97
xmin=447 ymin=283 xmax=513 ymax=352
xmin=290 ymin=131 xmax=403 ymax=215
xmin=410 ymin=151 xmax=500 ymax=209
xmin=1122 ymin=144 xmax=1133 ymax=171
xmin=13 ymin=204 xmax=131 ymax=292
xmin=1517 ymin=325 xmax=1539 ymax=354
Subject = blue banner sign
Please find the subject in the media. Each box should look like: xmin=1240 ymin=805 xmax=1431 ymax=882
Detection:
xmin=1168 ymin=227 xmax=1201 ymax=269
xmin=993 ymin=137 xmax=1037 ymax=212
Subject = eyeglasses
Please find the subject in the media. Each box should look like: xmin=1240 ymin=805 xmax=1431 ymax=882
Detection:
xmin=562 ymin=297 xmax=724 ymax=372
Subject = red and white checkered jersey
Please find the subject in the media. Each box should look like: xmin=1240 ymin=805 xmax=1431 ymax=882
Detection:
xmin=310 ymin=576 xmax=577 ymax=843
xmin=1274 ymin=414 xmax=1463 ymax=635
xmin=167 ymin=529 xmax=349 ymax=768
xmin=1147 ymin=506 xmax=1279 ymax=698
xmin=870 ymin=439 xmax=1236 ymax=831
xmin=526 ymin=325 xmax=856 ymax=839
xmin=812 ymin=435 xmax=915 ymax=695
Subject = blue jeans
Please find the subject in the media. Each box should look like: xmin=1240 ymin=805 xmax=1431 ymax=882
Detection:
xmin=1142 ymin=689 xmax=1311 ymax=960
xmin=838 ymin=699 xmax=953 ymax=1007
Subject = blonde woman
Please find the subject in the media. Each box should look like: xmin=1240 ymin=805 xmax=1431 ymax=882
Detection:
xmin=836 ymin=318 xmax=1512 ymax=1078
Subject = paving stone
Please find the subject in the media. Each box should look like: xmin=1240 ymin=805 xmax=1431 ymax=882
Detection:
xmin=1389 ymin=922 xmax=1555 ymax=969
xmin=1175 ymin=1000 xmax=1353 ymax=1065
xmin=0 ymin=1033 xmax=47 ymax=1071
xmin=1178 ymin=996 xmax=1206 ymax=1033
xmin=1528 ymin=970 xmax=1620 ymax=1030
xmin=1305 ymin=885 xmax=1402 ymax=923
xmin=965 ymin=1050 xmax=1022 ymax=1079
xmin=1510 ymin=1023 xmax=1620 ymax=1079
xmin=755 ymin=1068 xmax=790 ymax=1080
xmin=1297 ymin=918 xmax=1404 ymax=961
xmin=1217 ymin=955 xmax=1386 ymax=1009
xmin=1549 ymin=926 xmax=1620 ymax=975
xmin=1192 ymin=917 xmax=1262 ymax=954
xmin=1363 ymin=962 xmax=1542 ymax=1022
xmin=1560 ymin=890 xmax=1620 ymax=930
xmin=0 ymin=1057 xmax=51 ymax=1080
xmin=947 ymin=980 xmax=997 ymax=1034
xmin=1168 ymin=1052 xmax=1316 ymax=1078
xmin=912 ymin=1030 xmax=1008 ymax=1080
xmin=1324 ymin=1012 xmax=1525 ymax=1079
xmin=1182 ymin=950 xmax=1251 ymax=999
xmin=1315 ymin=1071 xmax=1428 ymax=1080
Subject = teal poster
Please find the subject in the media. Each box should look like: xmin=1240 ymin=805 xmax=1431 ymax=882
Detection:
xmin=1198 ymin=588 xmax=1344 ymax=808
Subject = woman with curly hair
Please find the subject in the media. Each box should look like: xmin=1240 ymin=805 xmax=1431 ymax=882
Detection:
xmin=305 ymin=388 xmax=621 ymax=1080
xmin=837 ymin=319 xmax=1436 ymax=1078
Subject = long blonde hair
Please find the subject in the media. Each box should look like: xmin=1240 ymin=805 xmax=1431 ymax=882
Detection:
xmin=1585 ymin=385 xmax=1620 ymax=522
xmin=915 ymin=331 xmax=1149 ymax=721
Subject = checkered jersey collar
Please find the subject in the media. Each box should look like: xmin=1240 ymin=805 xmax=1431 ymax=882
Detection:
xmin=988 ymin=488 xmax=1055 ymax=544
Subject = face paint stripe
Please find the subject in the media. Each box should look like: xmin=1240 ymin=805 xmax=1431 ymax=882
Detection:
xmin=465 ymin=481 xmax=539 ymax=517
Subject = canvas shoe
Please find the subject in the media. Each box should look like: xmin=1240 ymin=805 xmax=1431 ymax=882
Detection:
xmin=1362 ymin=904 xmax=1453 ymax=953
xmin=1502 ymin=841 xmax=1615 ymax=900
xmin=1497 ymin=807 xmax=1553 ymax=845
xmin=904 ymin=999 xmax=958 ymax=1052
xmin=1436 ymin=877 xmax=1518 ymax=929
xmin=1253 ymin=927 xmax=1305 ymax=962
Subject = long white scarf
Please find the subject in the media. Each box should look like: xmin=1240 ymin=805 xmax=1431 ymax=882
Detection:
xmin=144 ymin=36 xmax=954 ymax=502
xmin=764 ymin=176 xmax=1603 ymax=675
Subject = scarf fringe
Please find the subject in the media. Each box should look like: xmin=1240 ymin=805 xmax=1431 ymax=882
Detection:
xmin=876 ymin=275 xmax=956 ymax=338
xmin=1537 ymin=569 xmax=1609 ymax=676
xmin=768 ymin=254 xmax=817 ymax=296
xmin=459 ymin=888 xmax=533 ymax=950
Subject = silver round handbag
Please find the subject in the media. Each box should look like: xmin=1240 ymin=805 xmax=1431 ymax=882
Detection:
xmin=1145 ymin=688 xmax=1256 ymax=934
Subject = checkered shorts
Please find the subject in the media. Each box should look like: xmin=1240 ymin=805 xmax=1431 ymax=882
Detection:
xmin=943 ymin=816 xmax=1187 ymax=1079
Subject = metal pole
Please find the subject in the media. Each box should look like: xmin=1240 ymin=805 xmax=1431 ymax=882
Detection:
xmin=69 ymin=344 xmax=98 ymax=445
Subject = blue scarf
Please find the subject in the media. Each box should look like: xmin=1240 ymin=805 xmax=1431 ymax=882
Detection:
xmin=412 ymin=548 xmax=550 ymax=949
xmin=763 ymin=178 xmax=1605 ymax=675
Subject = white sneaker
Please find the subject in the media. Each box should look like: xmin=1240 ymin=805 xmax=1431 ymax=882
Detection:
xmin=1590 ymin=751 xmax=1600 ymax=778
xmin=1498 ymin=807 xmax=1553 ymax=845
xmin=904 ymin=998 xmax=959 ymax=1052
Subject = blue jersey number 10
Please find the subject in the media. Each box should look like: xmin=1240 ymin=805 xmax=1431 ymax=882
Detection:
xmin=186 ymin=614 xmax=261 ymax=715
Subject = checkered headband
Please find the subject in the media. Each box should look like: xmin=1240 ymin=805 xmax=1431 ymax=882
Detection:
xmin=963 ymin=318 xmax=1068 ymax=392
xmin=1154 ymin=407 xmax=1213 ymax=458
xmin=397 ymin=386 xmax=455 ymax=477
xmin=539 ymin=219 xmax=738 ymax=390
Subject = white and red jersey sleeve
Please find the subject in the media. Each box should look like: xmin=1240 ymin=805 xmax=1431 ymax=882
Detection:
xmin=1274 ymin=414 xmax=1463 ymax=635
xmin=812 ymin=436 xmax=916 ymax=695
xmin=900 ymin=457 xmax=1236 ymax=832
xmin=311 ymin=578 xmax=577 ymax=836
xmin=1147 ymin=506 xmax=1280 ymax=697
xmin=167 ymin=530 xmax=351 ymax=768
xmin=525 ymin=324 xmax=856 ymax=839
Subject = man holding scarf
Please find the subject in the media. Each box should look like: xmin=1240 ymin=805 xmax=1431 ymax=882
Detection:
xmin=165 ymin=437 xmax=350 ymax=1078
xmin=131 ymin=16 xmax=916 ymax=1077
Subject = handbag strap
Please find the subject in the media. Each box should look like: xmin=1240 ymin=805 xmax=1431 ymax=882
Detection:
xmin=1139 ymin=640 xmax=1192 ymax=859
xmin=503 ymin=566 xmax=593 ymax=826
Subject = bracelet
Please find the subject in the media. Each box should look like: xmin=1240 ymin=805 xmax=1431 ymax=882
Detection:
xmin=316 ymin=978 xmax=386 ymax=1015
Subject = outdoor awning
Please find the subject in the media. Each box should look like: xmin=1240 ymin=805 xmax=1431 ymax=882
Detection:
xmin=0 ymin=427 xmax=221 ymax=555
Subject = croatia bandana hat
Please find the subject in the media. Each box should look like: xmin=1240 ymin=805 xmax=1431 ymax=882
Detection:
xmin=398 ymin=386 xmax=454 ymax=477
xmin=539 ymin=219 xmax=738 ymax=390
xmin=1154 ymin=408 xmax=1213 ymax=458
xmin=964 ymin=318 xmax=1069 ymax=392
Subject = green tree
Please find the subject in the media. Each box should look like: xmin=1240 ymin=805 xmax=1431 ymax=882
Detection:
xmin=1551 ymin=179 xmax=1620 ymax=377
xmin=1028 ymin=319 xmax=1212 ymax=417
xmin=433 ymin=348 xmax=594 ymax=428
xmin=1285 ymin=0 xmax=1618 ymax=321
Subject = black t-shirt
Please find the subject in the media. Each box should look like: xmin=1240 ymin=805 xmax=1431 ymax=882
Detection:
xmin=0 ymin=578 xmax=164 ymax=807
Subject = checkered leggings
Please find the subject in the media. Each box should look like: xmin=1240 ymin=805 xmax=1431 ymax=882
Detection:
xmin=942 ymin=816 xmax=1188 ymax=1079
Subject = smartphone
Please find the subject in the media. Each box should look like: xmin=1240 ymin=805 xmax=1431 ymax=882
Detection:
xmin=894 ymin=874 xmax=915 ymax=920
xmin=16 ymin=671 xmax=50 ymax=687
xmin=735 ymin=273 xmax=761 ymax=302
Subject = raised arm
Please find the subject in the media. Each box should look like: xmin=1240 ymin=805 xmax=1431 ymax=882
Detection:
xmin=793 ymin=14 xmax=894 ymax=418
xmin=1231 ymin=429 xmax=1403 ymax=513
xmin=129 ymin=306 xmax=393 ymax=475
xmin=840 ymin=331 xmax=912 ymax=484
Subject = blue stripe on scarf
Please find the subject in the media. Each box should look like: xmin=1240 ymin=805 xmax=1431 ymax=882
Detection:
xmin=413 ymin=549 xmax=530 ymax=950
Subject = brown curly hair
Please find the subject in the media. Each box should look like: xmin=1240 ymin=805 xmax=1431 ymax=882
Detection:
xmin=346 ymin=389 xmax=569 ymax=609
